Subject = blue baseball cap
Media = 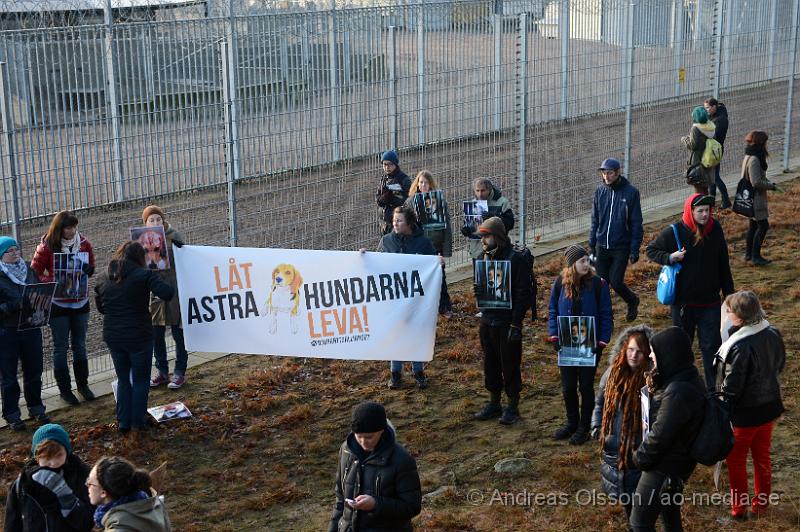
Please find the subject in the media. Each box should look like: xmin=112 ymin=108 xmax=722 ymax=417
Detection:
xmin=598 ymin=158 xmax=621 ymax=171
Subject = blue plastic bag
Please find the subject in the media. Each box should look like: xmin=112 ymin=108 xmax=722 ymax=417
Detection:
xmin=656 ymin=225 xmax=682 ymax=305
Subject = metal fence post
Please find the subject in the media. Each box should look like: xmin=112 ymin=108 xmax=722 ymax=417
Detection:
xmin=417 ymin=8 xmax=425 ymax=145
xmin=694 ymin=0 xmax=702 ymax=43
xmin=328 ymin=5 xmax=341 ymax=161
xmin=672 ymin=0 xmax=684 ymax=97
xmin=711 ymin=0 xmax=724 ymax=98
xmin=783 ymin=0 xmax=800 ymax=170
xmin=721 ymin=0 xmax=733 ymax=89
xmin=103 ymin=1 xmax=124 ymax=202
xmin=517 ymin=13 xmax=527 ymax=245
xmin=0 ymin=62 xmax=21 ymax=244
xmin=493 ymin=10 xmax=502 ymax=131
xmin=220 ymin=39 xmax=240 ymax=246
xmin=560 ymin=0 xmax=569 ymax=119
xmin=623 ymin=1 xmax=635 ymax=175
xmin=388 ymin=25 xmax=397 ymax=151
xmin=767 ymin=0 xmax=778 ymax=80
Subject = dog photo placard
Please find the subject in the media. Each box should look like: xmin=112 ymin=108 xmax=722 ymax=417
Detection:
xmin=130 ymin=226 xmax=170 ymax=270
xmin=18 ymin=282 xmax=57 ymax=331
xmin=556 ymin=315 xmax=597 ymax=366
xmin=53 ymin=252 xmax=89 ymax=301
xmin=173 ymin=246 xmax=443 ymax=362
xmin=474 ymin=260 xmax=511 ymax=309
xmin=462 ymin=200 xmax=488 ymax=234
xmin=412 ymin=190 xmax=446 ymax=231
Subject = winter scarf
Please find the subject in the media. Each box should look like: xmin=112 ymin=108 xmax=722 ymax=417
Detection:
xmin=744 ymin=144 xmax=768 ymax=171
xmin=717 ymin=320 xmax=770 ymax=364
xmin=94 ymin=490 xmax=150 ymax=528
xmin=0 ymin=258 xmax=28 ymax=285
xmin=60 ymin=231 xmax=81 ymax=253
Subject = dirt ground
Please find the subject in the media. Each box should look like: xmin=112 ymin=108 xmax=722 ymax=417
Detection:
xmin=1 ymin=178 xmax=798 ymax=531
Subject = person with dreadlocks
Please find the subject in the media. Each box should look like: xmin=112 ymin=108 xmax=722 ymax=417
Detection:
xmin=590 ymin=325 xmax=654 ymax=523
xmin=646 ymin=194 xmax=734 ymax=391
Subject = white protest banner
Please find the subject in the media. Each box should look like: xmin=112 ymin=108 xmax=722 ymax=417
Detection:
xmin=173 ymin=246 xmax=442 ymax=361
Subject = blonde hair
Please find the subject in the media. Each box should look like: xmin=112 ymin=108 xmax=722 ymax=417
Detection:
xmin=559 ymin=263 xmax=594 ymax=301
xmin=409 ymin=170 xmax=439 ymax=196
xmin=725 ymin=291 xmax=766 ymax=326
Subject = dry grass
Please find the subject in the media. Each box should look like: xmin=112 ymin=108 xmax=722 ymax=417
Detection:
xmin=1 ymin=180 xmax=799 ymax=531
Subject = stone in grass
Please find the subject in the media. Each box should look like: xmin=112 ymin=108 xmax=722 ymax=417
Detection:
xmin=494 ymin=457 xmax=533 ymax=474
xmin=422 ymin=485 xmax=457 ymax=503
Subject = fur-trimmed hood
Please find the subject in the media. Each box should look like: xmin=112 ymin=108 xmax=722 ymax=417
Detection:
xmin=606 ymin=324 xmax=656 ymax=367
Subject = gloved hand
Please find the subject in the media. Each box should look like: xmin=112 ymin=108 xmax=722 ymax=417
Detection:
xmin=172 ymin=239 xmax=184 ymax=248
xmin=481 ymin=211 xmax=491 ymax=221
xmin=629 ymin=253 xmax=639 ymax=265
xmin=507 ymin=326 xmax=522 ymax=343
xmin=551 ymin=341 xmax=561 ymax=353
xmin=81 ymin=262 xmax=95 ymax=276
xmin=460 ymin=226 xmax=473 ymax=237
xmin=31 ymin=468 xmax=77 ymax=517
xmin=590 ymin=427 xmax=600 ymax=441
xmin=588 ymin=247 xmax=595 ymax=258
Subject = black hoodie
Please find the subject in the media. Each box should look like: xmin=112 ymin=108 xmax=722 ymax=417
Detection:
xmin=633 ymin=327 xmax=705 ymax=478
xmin=710 ymin=102 xmax=729 ymax=146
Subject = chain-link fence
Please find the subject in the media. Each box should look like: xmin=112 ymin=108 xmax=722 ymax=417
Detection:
xmin=1 ymin=0 xmax=799 ymax=390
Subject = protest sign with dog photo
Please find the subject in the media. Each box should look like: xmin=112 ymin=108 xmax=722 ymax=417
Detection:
xmin=53 ymin=252 xmax=89 ymax=301
xmin=130 ymin=226 xmax=170 ymax=270
xmin=556 ymin=315 xmax=597 ymax=367
xmin=18 ymin=282 xmax=57 ymax=331
xmin=474 ymin=260 xmax=511 ymax=309
xmin=462 ymin=200 xmax=488 ymax=233
xmin=413 ymin=190 xmax=446 ymax=230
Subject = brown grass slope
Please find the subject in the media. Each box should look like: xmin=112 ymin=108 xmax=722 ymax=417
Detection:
xmin=1 ymin=180 xmax=799 ymax=532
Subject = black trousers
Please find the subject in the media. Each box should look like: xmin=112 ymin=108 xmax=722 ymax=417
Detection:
xmin=559 ymin=362 xmax=598 ymax=429
xmin=670 ymin=304 xmax=720 ymax=391
xmin=479 ymin=323 xmax=521 ymax=397
xmin=595 ymin=247 xmax=637 ymax=305
xmin=745 ymin=218 xmax=770 ymax=257
xmin=629 ymin=471 xmax=684 ymax=532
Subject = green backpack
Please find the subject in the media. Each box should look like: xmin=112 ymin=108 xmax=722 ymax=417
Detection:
xmin=701 ymin=138 xmax=723 ymax=168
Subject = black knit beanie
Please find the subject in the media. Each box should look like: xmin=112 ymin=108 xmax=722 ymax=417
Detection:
xmin=564 ymin=245 xmax=588 ymax=267
xmin=351 ymin=402 xmax=387 ymax=433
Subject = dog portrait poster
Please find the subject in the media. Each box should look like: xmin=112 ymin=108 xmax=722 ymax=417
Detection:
xmin=556 ymin=315 xmax=597 ymax=366
xmin=474 ymin=259 xmax=511 ymax=309
xmin=266 ymin=263 xmax=304 ymax=335
xmin=130 ymin=226 xmax=170 ymax=270
xmin=462 ymin=200 xmax=488 ymax=233
xmin=53 ymin=252 xmax=89 ymax=301
xmin=413 ymin=190 xmax=446 ymax=231
xmin=18 ymin=282 xmax=57 ymax=331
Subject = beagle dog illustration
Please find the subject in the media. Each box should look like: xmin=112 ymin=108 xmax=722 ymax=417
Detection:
xmin=267 ymin=263 xmax=303 ymax=334
xmin=138 ymin=230 xmax=168 ymax=270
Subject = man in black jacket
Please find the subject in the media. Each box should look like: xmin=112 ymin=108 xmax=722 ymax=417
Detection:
xmin=472 ymin=217 xmax=531 ymax=425
xmin=630 ymin=327 xmax=705 ymax=532
xmin=704 ymin=98 xmax=732 ymax=209
xmin=376 ymin=150 xmax=411 ymax=235
xmin=329 ymin=402 xmax=421 ymax=532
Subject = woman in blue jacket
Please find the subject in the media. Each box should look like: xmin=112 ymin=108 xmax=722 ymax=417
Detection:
xmin=548 ymin=245 xmax=613 ymax=445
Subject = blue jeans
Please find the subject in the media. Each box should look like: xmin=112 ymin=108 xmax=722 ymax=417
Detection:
xmin=109 ymin=340 xmax=153 ymax=429
xmin=0 ymin=327 xmax=45 ymax=422
xmin=671 ymin=304 xmax=721 ymax=391
xmin=708 ymin=164 xmax=731 ymax=206
xmin=390 ymin=361 xmax=425 ymax=373
xmin=153 ymin=325 xmax=188 ymax=376
xmin=49 ymin=312 xmax=89 ymax=371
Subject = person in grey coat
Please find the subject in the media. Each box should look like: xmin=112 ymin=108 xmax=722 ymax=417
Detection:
xmin=591 ymin=324 xmax=654 ymax=523
xmin=740 ymin=131 xmax=779 ymax=266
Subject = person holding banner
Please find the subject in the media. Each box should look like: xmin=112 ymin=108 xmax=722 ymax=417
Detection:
xmin=377 ymin=206 xmax=442 ymax=389
xmin=591 ymin=324 xmax=653 ymax=522
xmin=405 ymin=170 xmax=453 ymax=315
xmin=548 ymin=245 xmax=613 ymax=445
xmin=472 ymin=217 xmax=531 ymax=426
xmin=141 ymin=206 xmax=189 ymax=390
xmin=31 ymin=210 xmax=96 ymax=406
xmin=94 ymin=241 xmax=174 ymax=434
xmin=0 ymin=237 xmax=50 ymax=431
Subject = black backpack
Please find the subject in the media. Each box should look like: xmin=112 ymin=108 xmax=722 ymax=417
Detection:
xmin=690 ymin=391 xmax=735 ymax=466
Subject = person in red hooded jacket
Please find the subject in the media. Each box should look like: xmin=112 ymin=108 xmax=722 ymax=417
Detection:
xmin=646 ymin=194 xmax=734 ymax=391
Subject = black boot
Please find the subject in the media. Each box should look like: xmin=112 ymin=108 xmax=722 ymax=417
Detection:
xmin=751 ymin=225 xmax=772 ymax=266
xmin=73 ymin=359 xmax=96 ymax=401
xmin=474 ymin=391 xmax=502 ymax=420
xmin=54 ymin=367 xmax=79 ymax=405
xmin=499 ymin=394 xmax=520 ymax=425
xmin=744 ymin=223 xmax=757 ymax=261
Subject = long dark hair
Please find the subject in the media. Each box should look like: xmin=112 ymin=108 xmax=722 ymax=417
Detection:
xmin=95 ymin=456 xmax=152 ymax=500
xmin=109 ymin=241 xmax=146 ymax=282
xmin=45 ymin=211 xmax=79 ymax=252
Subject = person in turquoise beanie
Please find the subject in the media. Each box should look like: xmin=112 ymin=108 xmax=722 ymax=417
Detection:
xmin=0 ymin=235 xmax=50 ymax=431
xmin=681 ymin=106 xmax=717 ymax=194
xmin=4 ymin=423 xmax=95 ymax=531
